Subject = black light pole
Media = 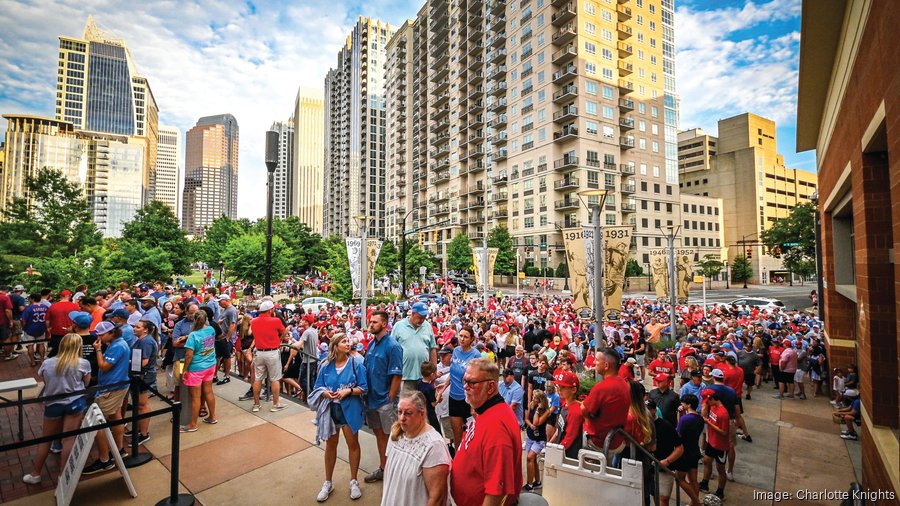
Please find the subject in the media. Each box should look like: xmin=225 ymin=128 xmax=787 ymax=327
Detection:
xmin=812 ymin=192 xmax=824 ymax=320
xmin=400 ymin=209 xmax=413 ymax=298
xmin=646 ymin=262 xmax=651 ymax=291
xmin=264 ymin=130 xmax=279 ymax=297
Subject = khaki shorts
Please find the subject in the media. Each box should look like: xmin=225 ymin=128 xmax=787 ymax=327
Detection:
xmin=96 ymin=388 xmax=129 ymax=418
xmin=254 ymin=349 xmax=283 ymax=382
xmin=655 ymin=471 xmax=675 ymax=499
xmin=366 ymin=403 xmax=397 ymax=432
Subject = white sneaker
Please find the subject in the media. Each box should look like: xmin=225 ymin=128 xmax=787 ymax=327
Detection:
xmin=22 ymin=473 xmax=41 ymax=484
xmin=350 ymin=479 xmax=362 ymax=500
xmin=317 ymin=481 xmax=333 ymax=502
xmin=726 ymin=471 xmax=735 ymax=482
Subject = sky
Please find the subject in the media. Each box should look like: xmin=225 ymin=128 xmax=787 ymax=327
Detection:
xmin=0 ymin=0 xmax=815 ymax=220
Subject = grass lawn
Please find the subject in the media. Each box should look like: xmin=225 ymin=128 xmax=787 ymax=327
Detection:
xmin=182 ymin=271 xmax=206 ymax=286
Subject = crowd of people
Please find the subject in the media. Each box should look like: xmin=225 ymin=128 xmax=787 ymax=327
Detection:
xmin=0 ymin=279 xmax=860 ymax=505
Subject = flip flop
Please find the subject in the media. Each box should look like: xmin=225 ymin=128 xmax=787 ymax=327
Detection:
xmin=203 ymin=418 xmax=218 ymax=424
xmin=180 ymin=426 xmax=198 ymax=433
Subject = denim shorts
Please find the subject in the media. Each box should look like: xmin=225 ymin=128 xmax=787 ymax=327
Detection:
xmin=44 ymin=397 xmax=88 ymax=419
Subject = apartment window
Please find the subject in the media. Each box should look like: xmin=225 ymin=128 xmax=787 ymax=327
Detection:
xmin=602 ymin=126 xmax=615 ymax=139
xmin=639 ymin=120 xmax=646 ymax=131
xmin=585 ymin=62 xmax=597 ymax=75
xmin=585 ymin=41 xmax=597 ymax=54
xmin=639 ymin=103 xmax=646 ymax=113
xmin=586 ymin=101 xmax=599 ymax=115
xmin=652 ymin=141 xmax=659 ymax=152
xmin=651 ymin=124 xmax=659 ymax=135
xmin=524 ymin=217 xmax=534 ymax=228
xmin=653 ymin=165 xmax=660 ymax=177
xmin=587 ymin=171 xmax=599 ymax=186
xmin=639 ymin=138 xmax=647 ymax=149
xmin=602 ymin=10 xmax=612 ymax=22
xmin=651 ymin=106 xmax=659 ymax=118
xmin=537 ymin=109 xmax=546 ymax=121
xmin=602 ymin=48 xmax=613 ymax=60
xmin=602 ymin=105 xmax=613 ymax=119
xmin=602 ymin=29 xmax=613 ymax=41
xmin=586 ymin=81 xmax=598 ymax=95
xmin=649 ymin=21 xmax=656 ymax=31
xmin=602 ymin=68 xmax=613 ymax=79
xmin=639 ymin=164 xmax=647 ymax=175
xmin=636 ymin=14 xmax=643 ymax=25
xmin=602 ymin=86 xmax=614 ymax=99
xmin=606 ymin=214 xmax=617 ymax=225
xmin=585 ymin=22 xmax=596 ymax=35
xmin=666 ymin=203 xmax=672 ymax=212
xmin=586 ymin=121 xmax=599 ymax=135
xmin=584 ymin=1 xmax=596 ymax=14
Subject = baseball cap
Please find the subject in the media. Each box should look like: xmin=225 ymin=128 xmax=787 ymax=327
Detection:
xmin=259 ymin=300 xmax=275 ymax=312
xmin=410 ymin=302 xmax=429 ymax=316
xmin=69 ymin=311 xmax=92 ymax=329
xmin=710 ymin=368 xmax=725 ymax=379
xmin=319 ymin=342 xmax=328 ymax=352
xmin=690 ymin=370 xmax=702 ymax=378
xmin=554 ymin=370 xmax=580 ymax=389
xmin=138 ymin=283 xmax=151 ymax=291
xmin=12 ymin=285 xmax=24 ymax=292
xmin=782 ymin=339 xmax=793 ymax=346
xmin=94 ymin=321 xmax=117 ymax=335
xmin=438 ymin=345 xmax=454 ymax=355
xmin=655 ymin=373 xmax=670 ymax=384
xmin=626 ymin=357 xmax=637 ymax=364
xmin=218 ymin=294 xmax=231 ymax=301
xmin=355 ymin=343 xmax=364 ymax=352
xmin=502 ymin=368 xmax=515 ymax=377
xmin=721 ymin=342 xmax=733 ymax=349
xmin=139 ymin=295 xmax=157 ymax=302
xmin=110 ymin=308 xmax=130 ymax=319
xmin=701 ymin=388 xmax=717 ymax=400
xmin=61 ymin=289 xmax=73 ymax=297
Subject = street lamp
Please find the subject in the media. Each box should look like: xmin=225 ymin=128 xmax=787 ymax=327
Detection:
xmin=577 ymin=189 xmax=609 ymax=352
xmin=263 ymin=130 xmax=279 ymax=297
xmin=723 ymin=260 xmax=729 ymax=289
xmin=646 ymin=262 xmax=651 ymax=291
xmin=399 ymin=209 xmax=414 ymax=298
xmin=658 ymin=225 xmax=681 ymax=340
xmin=353 ymin=215 xmax=370 ymax=329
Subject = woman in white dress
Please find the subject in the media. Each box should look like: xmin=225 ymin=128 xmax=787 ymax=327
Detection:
xmin=381 ymin=391 xmax=451 ymax=506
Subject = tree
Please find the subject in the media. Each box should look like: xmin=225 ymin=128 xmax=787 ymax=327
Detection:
xmin=760 ymin=202 xmax=817 ymax=278
xmin=121 ymin=201 xmax=192 ymax=276
xmin=488 ymin=225 xmax=515 ymax=275
xmin=447 ymin=233 xmax=474 ymax=273
xmin=199 ymin=215 xmax=251 ymax=268
xmin=376 ymin=239 xmax=399 ymax=278
xmin=222 ymin=234 xmax=292 ymax=286
xmin=625 ymin=259 xmax=644 ymax=277
xmin=253 ymin=217 xmax=325 ymax=275
xmin=730 ymin=255 xmax=753 ymax=284
xmin=555 ymin=262 xmax=568 ymax=278
xmin=695 ymin=254 xmax=724 ymax=288
xmin=405 ymin=240 xmax=437 ymax=277
xmin=318 ymin=236 xmax=353 ymax=302
xmin=0 ymin=168 xmax=101 ymax=257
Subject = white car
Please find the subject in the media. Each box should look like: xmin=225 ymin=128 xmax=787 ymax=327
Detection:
xmin=301 ymin=297 xmax=341 ymax=313
xmin=723 ymin=297 xmax=785 ymax=310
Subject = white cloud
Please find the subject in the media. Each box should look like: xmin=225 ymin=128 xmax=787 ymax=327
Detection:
xmin=675 ymin=0 xmax=802 ymax=136
xmin=0 ymin=0 xmax=416 ymax=220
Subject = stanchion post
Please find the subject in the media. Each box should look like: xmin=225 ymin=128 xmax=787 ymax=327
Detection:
xmin=156 ymin=400 xmax=196 ymax=506
xmin=124 ymin=376 xmax=152 ymax=468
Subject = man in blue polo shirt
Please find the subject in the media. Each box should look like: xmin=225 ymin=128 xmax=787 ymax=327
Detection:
xmin=84 ymin=320 xmax=131 ymax=475
xmin=110 ymin=308 xmax=135 ymax=347
xmin=362 ymin=310 xmax=403 ymax=484
xmin=392 ymin=302 xmax=437 ymax=392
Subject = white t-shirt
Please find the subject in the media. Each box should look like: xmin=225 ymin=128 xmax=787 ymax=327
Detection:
xmin=435 ymin=362 xmax=451 ymax=419
xmin=382 ymin=428 xmax=451 ymax=506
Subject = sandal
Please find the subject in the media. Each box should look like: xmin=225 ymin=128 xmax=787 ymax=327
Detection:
xmin=199 ymin=408 xmax=209 ymax=418
xmin=180 ymin=426 xmax=198 ymax=433
xmin=203 ymin=418 xmax=218 ymax=424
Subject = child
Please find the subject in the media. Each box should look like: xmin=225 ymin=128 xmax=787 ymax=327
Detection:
xmin=545 ymin=382 xmax=561 ymax=443
xmin=831 ymin=368 xmax=845 ymax=407
xmin=416 ymin=361 xmax=443 ymax=433
xmin=524 ymin=389 xmax=551 ymax=492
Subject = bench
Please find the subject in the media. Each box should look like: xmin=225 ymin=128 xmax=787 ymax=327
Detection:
xmin=0 ymin=377 xmax=39 ymax=440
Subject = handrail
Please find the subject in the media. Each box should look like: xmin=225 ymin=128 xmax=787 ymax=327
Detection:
xmin=601 ymin=427 xmax=682 ymax=506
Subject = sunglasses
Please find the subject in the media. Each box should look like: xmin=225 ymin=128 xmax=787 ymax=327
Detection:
xmin=463 ymin=378 xmax=494 ymax=389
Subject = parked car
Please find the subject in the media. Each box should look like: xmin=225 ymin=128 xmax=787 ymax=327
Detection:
xmin=300 ymin=296 xmax=342 ymax=313
xmin=722 ymin=297 xmax=785 ymax=310
xmin=397 ymin=293 xmax=449 ymax=312
xmin=448 ymin=275 xmax=478 ymax=292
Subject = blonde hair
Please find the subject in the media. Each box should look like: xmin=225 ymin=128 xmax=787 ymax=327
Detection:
xmin=55 ymin=333 xmax=84 ymax=375
xmin=326 ymin=332 xmax=348 ymax=364
xmin=684 ymin=356 xmax=699 ymax=371
xmin=390 ymin=391 xmax=429 ymax=441
xmin=532 ymin=389 xmax=549 ymax=411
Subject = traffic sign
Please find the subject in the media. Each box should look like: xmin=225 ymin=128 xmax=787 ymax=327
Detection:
xmin=540 ymin=243 xmax=548 ymax=251
xmin=782 ymin=242 xmax=800 ymax=247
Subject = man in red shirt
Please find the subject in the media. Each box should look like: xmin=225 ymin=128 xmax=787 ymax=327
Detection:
xmin=618 ymin=357 xmax=637 ymax=381
xmin=0 ymin=286 xmax=12 ymax=359
xmin=451 ymin=359 xmax=522 ymax=506
xmin=46 ymin=289 xmax=80 ymax=358
xmin=250 ymin=300 xmax=288 ymax=412
xmin=581 ymin=349 xmax=630 ymax=451
xmin=700 ymin=389 xmax=730 ymax=501
xmin=648 ymin=350 xmax=675 ymax=385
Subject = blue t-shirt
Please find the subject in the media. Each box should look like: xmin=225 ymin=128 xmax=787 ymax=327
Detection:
xmin=133 ymin=336 xmax=158 ymax=385
xmin=500 ymin=380 xmax=525 ymax=424
xmin=21 ymin=303 xmax=48 ymax=337
xmin=186 ymin=326 xmax=217 ymax=372
xmin=548 ymin=392 xmax=561 ymax=416
xmin=172 ymin=318 xmax=193 ymax=361
xmin=140 ymin=306 xmax=163 ymax=329
xmin=119 ymin=323 xmax=136 ymax=348
xmin=449 ymin=346 xmax=483 ymax=400
xmin=100 ymin=337 xmax=131 ymax=391
xmin=364 ymin=333 xmax=404 ymax=409
xmin=315 ymin=358 xmax=369 ymax=433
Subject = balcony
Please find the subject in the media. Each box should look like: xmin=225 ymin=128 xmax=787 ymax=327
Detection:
xmin=490 ymin=131 xmax=508 ymax=144
xmin=555 ymin=198 xmax=580 ymax=211
xmin=553 ymin=84 xmax=578 ymax=103
xmin=468 ymin=57 xmax=485 ymax=71
xmin=433 ymin=171 xmax=451 ymax=184
xmin=433 ymin=204 xmax=451 ymax=216
xmin=617 ymin=4 xmax=632 ymax=21
xmin=618 ymin=61 xmax=633 ymax=76
xmin=552 ymin=24 xmax=577 ymax=46
xmin=552 ymin=3 xmax=577 ymax=26
xmin=491 ymin=207 xmax=509 ymax=220
xmin=620 ymin=163 xmax=635 ymax=174
xmin=551 ymin=0 xmax=568 ymax=6
xmin=553 ymin=104 xmax=578 ymax=123
xmin=464 ymin=182 xmax=485 ymax=195
xmin=434 ymin=78 xmax=450 ymax=93
xmin=489 ymin=81 xmax=508 ymax=95
xmin=468 ymin=100 xmax=484 ymax=116
xmin=489 ymin=31 xmax=507 ymax=47
xmin=617 ymin=22 xmax=633 ymax=39
xmin=553 ymin=155 xmax=578 ymax=171
xmin=433 ymin=105 xmax=450 ymax=119
xmin=431 ymin=132 xmax=451 ymax=144
xmin=467 ymin=215 xmax=486 ymax=224
xmin=465 ymin=198 xmax=486 ymax=210
xmin=618 ymin=79 xmax=634 ymax=93
xmin=469 ymin=41 xmax=485 ymax=56
xmin=493 ymin=174 xmax=509 ymax=185
xmin=467 ymin=147 xmax=486 ymax=160
xmin=467 ymin=71 xmax=485 ymax=86
xmin=468 ymin=10 xmax=483 ymax=27
xmin=621 ymin=182 xmax=636 ymax=194
xmin=559 ymin=217 xmax=581 ymax=228
xmin=432 ymin=51 xmax=450 ymax=67
xmin=488 ymin=48 xmax=507 ymax=63
xmin=553 ymin=124 xmax=578 ymax=142
xmin=489 ymin=114 xmax=508 ymax=128
xmin=431 ymin=92 xmax=450 ymax=107
xmin=490 ymin=98 xmax=508 ymax=112
xmin=432 ymin=191 xmax=450 ymax=203
xmin=554 ymin=176 xmax=580 ymax=190
xmin=551 ymin=44 xmax=577 ymax=65
xmin=619 ymin=136 xmax=635 ymax=149
xmin=494 ymin=148 xmax=509 ymax=161
xmin=491 ymin=0 xmax=506 ymax=15
xmin=621 ymin=202 xmax=636 ymax=212
xmin=467 ymin=85 xmax=485 ymax=100
xmin=618 ymin=98 xmax=634 ymax=112
xmin=552 ymin=64 xmax=578 ymax=84
xmin=617 ymin=41 xmax=633 ymax=57
xmin=490 ymin=15 xmax=506 ymax=32
xmin=433 ymin=119 xmax=450 ymax=132
xmin=487 ymin=65 xmax=508 ymax=80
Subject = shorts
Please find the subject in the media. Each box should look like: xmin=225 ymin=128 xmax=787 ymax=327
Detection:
xmin=794 ymin=370 xmax=806 ymax=384
xmin=743 ymin=371 xmax=755 ymax=387
xmin=96 ymin=388 xmax=129 ymax=418
xmin=183 ymin=366 xmax=215 ymax=386
xmin=547 ymin=413 xmax=559 ymax=427
xmin=781 ymin=370 xmax=795 ymax=384
xmin=11 ymin=320 xmax=22 ymax=337
xmin=704 ymin=445 xmax=727 ymax=465
xmin=330 ymin=403 xmax=348 ymax=426
xmin=44 ymin=397 xmax=88 ymax=419
xmin=439 ymin=416 xmax=453 ymax=439
xmin=0 ymin=324 xmax=9 ymax=342
xmin=655 ymin=471 xmax=675 ymax=499
xmin=48 ymin=334 xmax=65 ymax=357
xmin=21 ymin=332 xmax=39 ymax=344
xmin=241 ymin=337 xmax=254 ymax=352
xmin=736 ymin=398 xmax=744 ymax=414
xmin=672 ymin=453 xmax=700 ymax=472
xmin=215 ymin=339 xmax=233 ymax=360
xmin=449 ymin=396 xmax=471 ymax=418
xmin=366 ymin=402 xmax=397 ymax=431
xmin=254 ymin=349 xmax=283 ymax=382
xmin=525 ymin=436 xmax=547 ymax=455
xmin=635 ymin=354 xmax=646 ymax=366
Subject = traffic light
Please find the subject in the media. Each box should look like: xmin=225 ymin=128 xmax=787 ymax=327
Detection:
xmin=418 ymin=232 xmax=424 ymax=247
xmin=432 ymin=230 xmax=439 ymax=243
xmin=746 ymin=247 xmax=752 ymax=258
xmin=773 ymin=247 xmax=781 ymax=259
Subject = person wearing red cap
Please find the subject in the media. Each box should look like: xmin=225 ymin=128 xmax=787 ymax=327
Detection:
xmin=550 ymin=370 xmax=584 ymax=459
xmin=46 ymin=290 xmax=80 ymax=358
xmin=699 ymin=389 xmax=729 ymax=501
xmin=776 ymin=339 xmax=798 ymax=399
xmin=648 ymin=349 xmax=675 ymax=386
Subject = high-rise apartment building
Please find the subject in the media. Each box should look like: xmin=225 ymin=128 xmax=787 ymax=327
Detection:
xmin=324 ymin=18 xmax=394 ymax=238
xmin=292 ymin=88 xmax=325 ymax=232
xmin=182 ymin=114 xmax=239 ymax=236
xmin=678 ymin=113 xmax=818 ymax=282
xmin=269 ymin=119 xmax=294 ymax=219
xmin=155 ymin=125 xmax=182 ymax=221
xmin=383 ymin=0 xmax=681 ymax=271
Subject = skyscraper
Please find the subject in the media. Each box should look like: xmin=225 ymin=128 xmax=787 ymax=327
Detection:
xmin=324 ymin=18 xmax=394 ymax=238
xmin=292 ymin=87 xmax=325 ymax=233
xmin=155 ymin=125 xmax=182 ymax=221
xmin=269 ymin=119 xmax=294 ymax=219
xmin=182 ymin=114 xmax=239 ymax=236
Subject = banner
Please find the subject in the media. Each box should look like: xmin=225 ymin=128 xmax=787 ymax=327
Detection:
xmin=472 ymin=247 xmax=498 ymax=290
xmin=675 ymin=248 xmax=696 ymax=304
xmin=346 ymin=238 xmax=362 ymax=298
xmin=366 ymin=239 xmax=382 ymax=297
xmin=602 ymin=226 xmax=632 ymax=321
xmin=488 ymin=248 xmax=498 ymax=289
xmin=648 ymin=248 xmax=669 ymax=299
xmin=562 ymin=228 xmax=590 ymax=314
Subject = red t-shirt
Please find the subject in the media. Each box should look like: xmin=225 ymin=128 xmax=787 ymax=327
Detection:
xmin=451 ymin=401 xmax=523 ymax=506
xmin=581 ymin=375 xmax=630 ymax=446
xmin=250 ymin=315 xmax=285 ymax=349
xmin=706 ymin=404 xmax=730 ymax=450
xmin=768 ymin=347 xmax=783 ymax=367
xmin=561 ymin=403 xmax=585 ymax=451
xmin=618 ymin=363 xmax=635 ymax=381
xmin=47 ymin=301 xmax=80 ymax=335
xmin=648 ymin=359 xmax=675 ymax=384
xmin=723 ymin=365 xmax=744 ymax=396
xmin=0 ymin=293 xmax=11 ymax=325
xmin=89 ymin=307 xmax=105 ymax=331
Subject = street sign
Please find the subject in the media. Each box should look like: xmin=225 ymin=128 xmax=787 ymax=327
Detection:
xmin=419 ymin=266 xmax=427 ymax=275
xmin=540 ymin=243 xmax=548 ymax=251
xmin=783 ymin=242 xmax=800 ymax=247
xmin=518 ymin=272 xmax=526 ymax=279
xmin=693 ymin=275 xmax=704 ymax=284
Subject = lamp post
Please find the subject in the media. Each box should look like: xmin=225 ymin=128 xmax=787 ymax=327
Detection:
xmin=263 ymin=131 xmax=279 ymax=297
xmin=646 ymin=262 xmax=651 ymax=291
xmin=658 ymin=225 xmax=681 ymax=341
xmin=399 ymin=209 xmax=414 ymax=298
xmin=578 ymin=189 xmax=609 ymax=352
xmin=354 ymin=215 xmax=369 ymax=329
xmin=723 ymin=260 xmax=729 ymax=289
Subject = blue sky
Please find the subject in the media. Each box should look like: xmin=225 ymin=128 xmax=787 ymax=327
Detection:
xmin=0 ymin=0 xmax=814 ymax=219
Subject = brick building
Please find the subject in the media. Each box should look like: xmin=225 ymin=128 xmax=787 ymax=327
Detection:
xmin=797 ymin=0 xmax=899 ymax=500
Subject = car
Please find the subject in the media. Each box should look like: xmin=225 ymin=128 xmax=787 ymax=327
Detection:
xmin=722 ymin=297 xmax=785 ymax=310
xmin=414 ymin=293 xmax=449 ymax=305
xmin=300 ymin=296 xmax=342 ymax=313
xmin=447 ymin=275 xmax=478 ymax=292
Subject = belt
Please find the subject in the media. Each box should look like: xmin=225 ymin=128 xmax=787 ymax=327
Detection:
xmin=257 ymin=347 xmax=279 ymax=352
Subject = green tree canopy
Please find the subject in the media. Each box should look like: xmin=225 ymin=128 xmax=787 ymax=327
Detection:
xmin=695 ymin=254 xmax=724 ymax=288
xmin=221 ymin=233 xmax=292 ymax=286
xmin=447 ymin=233 xmax=474 ymax=272
xmin=404 ymin=239 xmax=437 ymax=278
xmin=488 ymin=225 xmax=515 ymax=275
xmin=376 ymin=239 xmax=399 ymax=278
xmin=0 ymin=168 xmax=101 ymax=257
xmin=266 ymin=217 xmax=326 ymax=275
xmin=760 ymin=202 xmax=817 ymax=276
xmin=318 ymin=236 xmax=352 ymax=302
xmin=199 ymin=215 xmax=252 ymax=268
xmin=730 ymin=255 xmax=753 ymax=283
xmin=121 ymin=200 xmax=192 ymax=275
xmin=625 ymin=258 xmax=644 ymax=278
